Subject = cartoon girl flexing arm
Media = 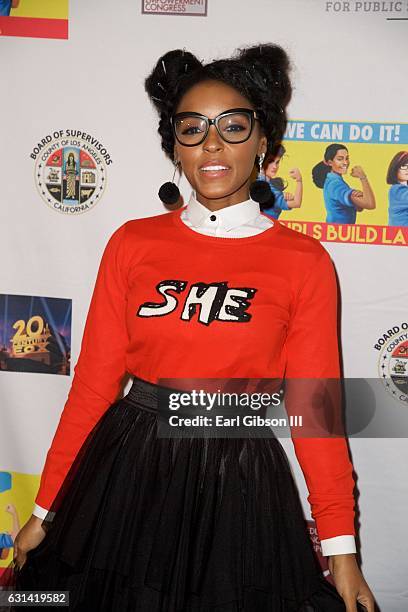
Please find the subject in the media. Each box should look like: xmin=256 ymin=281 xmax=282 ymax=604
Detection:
xmin=312 ymin=143 xmax=375 ymax=224
xmin=386 ymin=151 xmax=408 ymax=227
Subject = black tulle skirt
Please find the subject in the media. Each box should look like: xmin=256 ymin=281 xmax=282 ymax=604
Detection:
xmin=2 ymin=375 xmax=364 ymax=611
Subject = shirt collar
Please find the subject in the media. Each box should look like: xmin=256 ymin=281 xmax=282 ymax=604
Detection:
xmin=185 ymin=190 xmax=262 ymax=232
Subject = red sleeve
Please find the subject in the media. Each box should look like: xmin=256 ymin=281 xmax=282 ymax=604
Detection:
xmin=283 ymin=248 xmax=356 ymax=541
xmin=35 ymin=222 xmax=130 ymax=510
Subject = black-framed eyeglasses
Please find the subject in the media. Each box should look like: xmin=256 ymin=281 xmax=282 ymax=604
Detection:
xmin=171 ymin=108 xmax=261 ymax=146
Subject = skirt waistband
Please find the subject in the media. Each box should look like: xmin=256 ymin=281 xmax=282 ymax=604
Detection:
xmin=123 ymin=376 xmax=278 ymax=439
xmin=123 ymin=375 xmax=227 ymax=419
xmin=123 ymin=375 xmax=270 ymax=419
xmin=123 ymin=375 xmax=171 ymax=415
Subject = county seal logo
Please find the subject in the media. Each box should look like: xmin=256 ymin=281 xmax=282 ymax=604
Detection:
xmin=375 ymin=323 xmax=408 ymax=405
xmin=31 ymin=130 xmax=112 ymax=215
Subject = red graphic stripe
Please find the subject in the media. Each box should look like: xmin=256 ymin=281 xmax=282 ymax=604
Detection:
xmin=0 ymin=16 xmax=68 ymax=40
xmin=279 ymin=220 xmax=408 ymax=247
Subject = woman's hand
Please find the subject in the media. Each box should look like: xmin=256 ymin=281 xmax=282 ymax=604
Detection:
xmin=13 ymin=515 xmax=47 ymax=570
xmin=289 ymin=167 xmax=302 ymax=181
xmin=328 ymin=553 xmax=375 ymax=612
xmin=350 ymin=166 xmax=367 ymax=180
xmin=283 ymin=191 xmax=295 ymax=201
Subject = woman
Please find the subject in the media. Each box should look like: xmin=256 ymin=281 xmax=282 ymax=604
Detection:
xmin=10 ymin=45 xmax=374 ymax=611
xmin=64 ymin=152 xmax=77 ymax=201
xmin=261 ymin=144 xmax=303 ymax=219
xmin=312 ymin=144 xmax=375 ymax=224
xmin=386 ymin=150 xmax=408 ymax=226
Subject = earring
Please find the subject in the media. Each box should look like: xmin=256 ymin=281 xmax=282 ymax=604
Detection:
xmin=258 ymin=152 xmax=266 ymax=178
xmin=158 ymin=159 xmax=181 ymax=205
xmin=249 ymin=152 xmax=275 ymax=208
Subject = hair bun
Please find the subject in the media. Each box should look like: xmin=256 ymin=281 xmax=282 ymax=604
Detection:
xmin=145 ymin=49 xmax=202 ymax=111
xmin=236 ymin=43 xmax=292 ymax=106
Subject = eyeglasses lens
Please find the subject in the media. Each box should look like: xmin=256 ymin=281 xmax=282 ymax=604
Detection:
xmin=174 ymin=113 xmax=252 ymax=145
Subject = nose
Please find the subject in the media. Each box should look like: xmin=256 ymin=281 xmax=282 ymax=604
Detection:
xmin=203 ymin=124 xmax=224 ymax=152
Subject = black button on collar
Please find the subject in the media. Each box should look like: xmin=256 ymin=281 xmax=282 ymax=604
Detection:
xmin=210 ymin=214 xmax=216 ymax=221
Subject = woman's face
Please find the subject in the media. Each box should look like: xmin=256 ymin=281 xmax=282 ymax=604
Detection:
xmin=328 ymin=149 xmax=349 ymax=175
xmin=397 ymin=162 xmax=408 ymax=183
xmin=265 ymin=156 xmax=282 ymax=179
xmin=173 ymin=79 xmax=267 ymax=210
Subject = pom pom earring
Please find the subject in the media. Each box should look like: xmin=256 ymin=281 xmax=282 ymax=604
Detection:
xmin=158 ymin=159 xmax=181 ymax=205
xmin=249 ymin=152 xmax=275 ymax=208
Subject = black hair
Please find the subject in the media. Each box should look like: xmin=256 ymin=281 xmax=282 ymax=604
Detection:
xmin=269 ymin=177 xmax=287 ymax=192
xmin=386 ymin=151 xmax=408 ymax=185
xmin=263 ymin=143 xmax=286 ymax=169
xmin=263 ymin=144 xmax=287 ymax=191
xmin=144 ymin=44 xmax=292 ymax=163
xmin=312 ymin=143 xmax=349 ymax=189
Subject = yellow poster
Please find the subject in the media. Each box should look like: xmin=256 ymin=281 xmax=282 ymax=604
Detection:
xmin=265 ymin=120 xmax=408 ymax=247
xmin=0 ymin=471 xmax=40 ymax=576
xmin=0 ymin=0 xmax=68 ymax=38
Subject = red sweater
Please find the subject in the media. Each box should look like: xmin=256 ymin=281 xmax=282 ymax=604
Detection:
xmin=35 ymin=206 xmax=356 ymax=542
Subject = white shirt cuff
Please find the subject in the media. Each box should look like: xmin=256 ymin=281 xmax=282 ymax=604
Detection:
xmin=32 ymin=503 xmax=56 ymax=521
xmin=320 ymin=535 xmax=356 ymax=557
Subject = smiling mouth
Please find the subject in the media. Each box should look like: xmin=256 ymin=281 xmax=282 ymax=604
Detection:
xmin=200 ymin=165 xmax=230 ymax=171
xmin=199 ymin=165 xmax=231 ymax=178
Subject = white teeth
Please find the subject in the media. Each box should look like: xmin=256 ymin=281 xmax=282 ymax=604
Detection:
xmin=201 ymin=166 xmax=228 ymax=171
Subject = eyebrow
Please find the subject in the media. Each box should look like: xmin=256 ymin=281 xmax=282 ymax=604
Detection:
xmin=174 ymin=108 xmax=254 ymax=116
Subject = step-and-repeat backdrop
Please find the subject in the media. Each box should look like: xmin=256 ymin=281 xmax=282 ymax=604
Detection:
xmin=1 ymin=1 xmax=407 ymax=609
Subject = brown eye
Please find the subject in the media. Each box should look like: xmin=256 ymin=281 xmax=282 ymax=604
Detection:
xmin=224 ymin=123 xmax=246 ymax=132
xmin=174 ymin=116 xmax=206 ymax=143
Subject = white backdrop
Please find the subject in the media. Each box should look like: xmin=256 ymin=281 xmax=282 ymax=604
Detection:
xmin=1 ymin=1 xmax=407 ymax=610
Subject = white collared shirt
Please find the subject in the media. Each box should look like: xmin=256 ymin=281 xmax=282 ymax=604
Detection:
xmin=180 ymin=190 xmax=274 ymax=237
